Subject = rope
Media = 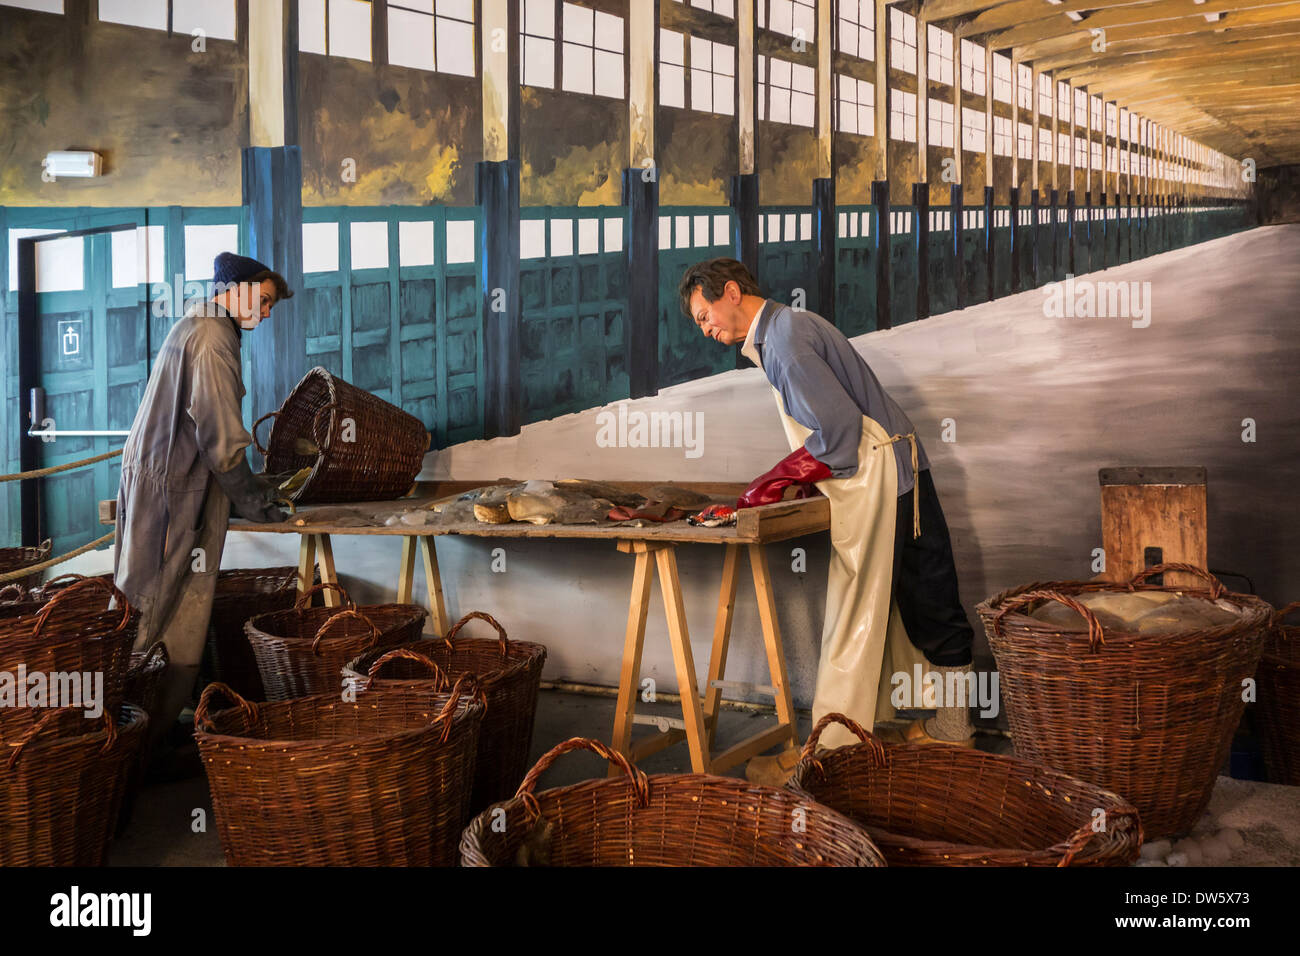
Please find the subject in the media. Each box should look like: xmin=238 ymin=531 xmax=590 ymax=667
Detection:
xmin=874 ymin=432 xmax=921 ymax=539
xmin=0 ymin=448 xmax=123 ymax=483
xmin=0 ymin=531 xmax=115 ymax=584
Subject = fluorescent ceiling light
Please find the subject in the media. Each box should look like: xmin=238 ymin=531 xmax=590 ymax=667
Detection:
xmin=1065 ymin=10 xmax=1083 ymax=20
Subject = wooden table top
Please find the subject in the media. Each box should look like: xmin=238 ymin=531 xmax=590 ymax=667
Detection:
xmin=229 ymin=480 xmax=832 ymax=546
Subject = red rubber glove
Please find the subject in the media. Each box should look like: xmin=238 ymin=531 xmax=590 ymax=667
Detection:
xmin=737 ymin=447 xmax=833 ymax=509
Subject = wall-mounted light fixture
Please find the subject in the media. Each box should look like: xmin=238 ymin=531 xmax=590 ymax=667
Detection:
xmin=42 ymin=150 xmax=103 ymax=179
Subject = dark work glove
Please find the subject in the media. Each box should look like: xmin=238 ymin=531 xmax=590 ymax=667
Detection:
xmin=737 ymin=447 xmax=833 ymax=509
xmin=214 ymin=458 xmax=289 ymax=523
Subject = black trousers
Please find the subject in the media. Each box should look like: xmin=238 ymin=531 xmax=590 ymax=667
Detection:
xmin=891 ymin=469 xmax=975 ymax=667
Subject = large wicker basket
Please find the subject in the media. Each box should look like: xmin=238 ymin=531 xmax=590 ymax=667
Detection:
xmin=1256 ymin=601 xmax=1300 ymax=785
xmin=343 ymin=611 xmax=546 ymax=812
xmin=195 ymin=681 xmax=484 ymax=866
xmin=0 ymin=578 xmax=137 ymax=739
xmin=244 ymin=583 xmax=426 ymax=700
xmin=459 ymin=738 xmax=886 ymax=867
xmin=0 ymin=704 xmax=147 ymax=866
xmin=0 ymin=539 xmax=51 ymax=593
xmin=253 ymin=366 xmax=429 ymax=504
xmin=205 ymin=566 xmax=320 ymax=700
xmin=976 ymin=563 xmax=1272 ymax=839
xmin=787 ymin=713 xmax=1143 ymax=866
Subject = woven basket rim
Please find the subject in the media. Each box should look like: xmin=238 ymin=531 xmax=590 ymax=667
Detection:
xmin=2 ymin=702 xmax=147 ymax=754
xmin=244 ymin=603 xmax=427 ymax=644
xmin=341 ymin=637 xmax=547 ymax=687
xmin=787 ymin=741 xmax=1140 ymax=863
xmin=194 ymin=692 xmax=483 ymax=750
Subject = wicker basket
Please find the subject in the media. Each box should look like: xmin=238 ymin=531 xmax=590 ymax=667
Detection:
xmin=787 ymin=713 xmax=1143 ymax=866
xmin=195 ymin=680 xmax=484 ymax=866
xmin=1256 ymin=601 xmax=1300 ymax=785
xmin=205 ymin=566 xmax=320 ymax=700
xmin=459 ymin=737 xmax=886 ymax=867
xmin=0 ymin=539 xmax=51 ymax=593
xmin=253 ymin=367 xmax=429 ymax=504
xmin=23 ymin=571 xmax=113 ymax=604
xmin=244 ymin=583 xmax=426 ymax=700
xmin=976 ymin=563 xmax=1272 ymax=839
xmin=0 ymin=578 xmax=137 ymax=739
xmin=0 ymin=704 xmax=148 ymax=865
xmin=343 ymin=611 xmax=546 ymax=812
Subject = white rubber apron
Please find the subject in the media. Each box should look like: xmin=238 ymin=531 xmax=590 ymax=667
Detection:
xmin=746 ymin=345 xmax=929 ymax=750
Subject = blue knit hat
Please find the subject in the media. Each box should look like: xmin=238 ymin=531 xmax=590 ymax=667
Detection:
xmin=212 ymin=252 xmax=293 ymax=299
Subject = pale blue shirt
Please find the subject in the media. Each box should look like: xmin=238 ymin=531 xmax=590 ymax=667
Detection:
xmin=744 ymin=300 xmax=929 ymax=495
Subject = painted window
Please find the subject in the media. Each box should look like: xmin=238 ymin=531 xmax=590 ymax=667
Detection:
xmin=1038 ymin=73 xmax=1053 ymax=118
xmin=837 ymin=0 xmax=874 ymax=61
xmin=1074 ymin=135 xmax=1087 ymax=168
xmin=959 ymin=39 xmax=984 ymax=96
xmin=1017 ymin=121 xmax=1033 ymax=160
xmin=759 ymin=55 xmax=816 ymax=127
xmin=349 ymin=221 xmax=388 ymax=270
xmin=888 ymin=9 xmax=916 ymax=75
xmin=444 ymin=220 xmax=475 ymax=264
xmin=836 ymin=75 xmax=875 ymax=136
xmin=993 ymin=115 xmax=1012 ymax=156
xmin=521 ymin=0 xmax=556 ymax=88
xmin=1057 ymin=81 xmax=1069 ymax=122
xmin=398 ymin=220 xmax=437 ymax=267
xmin=1017 ymin=64 xmax=1033 ymax=111
xmin=760 ymin=0 xmax=815 ymax=43
xmin=1105 ymin=102 xmax=1118 ymax=138
xmin=300 ymin=0 xmax=372 ymax=61
xmin=889 ymin=88 xmax=916 ymax=142
xmin=0 ymin=0 xmax=64 ymax=12
xmin=992 ymin=53 xmax=1011 ymax=104
xmin=689 ymin=37 xmax=735 ymax=116
xmin=671 ymin=0 xmax=734 ymax=18
xmin=1090 ymin=94 xmax=1103 ymax=132
xmin=97 ymin=0 xmax=236 ymax=40
xmin=1038 ymin=126 xmax=1052 ymax=162
xmin=1073 ymin=88 xmax=1087 ymax=127
xmin=927 ymin=98 xmax=953 ymax=148
xmin=388 ymin=0 xmax=475 ymax=76
xmin=926 ymin=25 xmax=953 ymax=86
xmin=1057 ymin=131 xmax=1070 ymax=165
xmin=183 ymin=224 xmax=240 ymax=281
xmin=8 ymin=229 xmax=81 ymax=293
xmin=1107 ymin=146 xmax=1119 ymax=173
xmin=1091 ymin=140 xmax=1102 ymax=170
xmin=561 ymin=3 xmax=624 ymax=99
xmin=111 ymin=226 xmax=164 ymax=288
xmin=303 ymin=223 xmax=341 ymax=273
xmin=660 ymin=29 xmax=686 ymax=107
xmin=960 ymin=106 xmax=984 ymax=153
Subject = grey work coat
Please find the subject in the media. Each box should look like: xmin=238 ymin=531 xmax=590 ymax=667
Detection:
xmin=112 ymin=301 xmax=252 ymax=667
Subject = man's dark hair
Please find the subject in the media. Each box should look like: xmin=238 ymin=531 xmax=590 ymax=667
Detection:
xmin=248 ymin=269 xmax=294 ymax=303
xmin=678 ymin=258 xmax=761 ymax=318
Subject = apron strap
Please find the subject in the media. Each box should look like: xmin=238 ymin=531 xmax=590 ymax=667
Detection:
xmin=873 ymin=432 xmax=921 ymax=538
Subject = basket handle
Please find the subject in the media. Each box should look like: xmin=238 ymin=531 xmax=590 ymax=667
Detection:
xmin=1127 ymin=563 xmax=1226 ymax=599
xmin=194 ymin=682 xmax=259 ymax=732
xmin=6 ymin=708 xmax=117 ymax=769
xmin=252 ymin=410 xmax=279 ymax=456
xmin=127 ymin=641 xmax=169 ymax=681
xmin=444 ymin=611 xmax=509 ymax=657
xmin=800 ymin=712 xmax=888 ymax=766
xmin=366 ymin=648 xmax=450 ymax=690
xmin=295 ymin=581 xmax=353 ymax=609
xmin=310 ymin=403 xmax=340 ymax=457
xmin=1055 ymin=807 xmax=1144 ymax=867
xmin=312 ymin=608 xmax=381 ymax=656
xmin=0 ymin=583 xmax=27 ymax=602
xmin=429 ymin=673 xmax=488 ymax=743
xmin=1269 ymin=601 xmax=1300 ymax=629
xmin=38 ymin=572 xmax=87 ymax=593
xmin=515 ymin=738 xmax=650 ymax=818
xmin=993 ymin=589 xmax=1106 ymax=653
xmin=33 ymin=577 xmax=132 ymax=639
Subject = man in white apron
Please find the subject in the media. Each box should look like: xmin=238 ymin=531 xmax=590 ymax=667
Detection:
xmin=680 ymin=259 xmax=977 ymax=785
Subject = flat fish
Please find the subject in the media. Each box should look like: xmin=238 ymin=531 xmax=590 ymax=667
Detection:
xmin=1076 ymin=590 xmax=1179 ymax=626
xmin=508 ymin=483 xmax=611 ymax=525
xmin=555 ymin=479 xmax=645 ymax=509
xmin=645 ymin=484 xmax=713 ymax=509
xmin=472 ymin=483 xmax=526 ymax=524
xmin=277 ymin=467 xmax=313 ymax=496
xmin=1029 ymin=600 xmax=1128 ymax=632
xmin=1133 ymin=596 xmax=1242 ymax=634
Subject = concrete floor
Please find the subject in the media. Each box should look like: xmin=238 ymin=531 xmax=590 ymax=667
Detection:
xmin=107 ymin=688 xmax=1300 ymax=866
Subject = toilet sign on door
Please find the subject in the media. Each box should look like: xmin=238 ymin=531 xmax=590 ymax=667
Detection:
xmin=58 ymin=320 xmax=81 ymax=356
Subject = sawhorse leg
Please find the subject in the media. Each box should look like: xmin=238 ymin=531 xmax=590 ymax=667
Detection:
xmin=398 ymin=534 xmax=449 ymax=635
xmin=297 ymin=533 xmax=341 ymax=606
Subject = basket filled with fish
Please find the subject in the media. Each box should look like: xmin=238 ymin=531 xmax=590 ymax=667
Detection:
xmin=253 ymin=367 xmax=430 ymax=505
xmin=976 ymin=563 xmax=1272 ymax=839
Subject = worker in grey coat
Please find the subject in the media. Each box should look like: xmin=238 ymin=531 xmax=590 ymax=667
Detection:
xmin=113 ymin=252 xmax=290 ymax=751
